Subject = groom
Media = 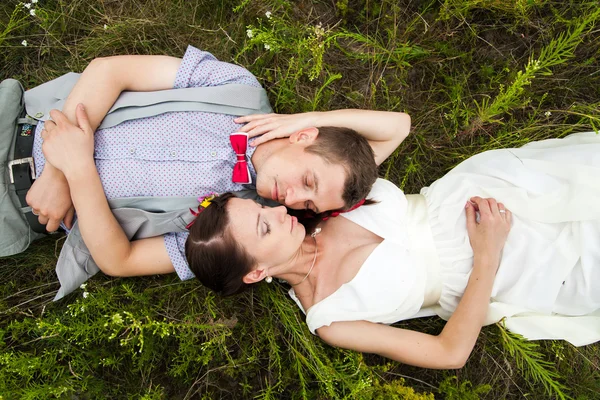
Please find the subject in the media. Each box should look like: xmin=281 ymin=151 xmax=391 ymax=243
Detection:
xmin=2 ymin=45 xmax=410 ymax=297
xmin=22 ymin=45 xmax=410 ymax=236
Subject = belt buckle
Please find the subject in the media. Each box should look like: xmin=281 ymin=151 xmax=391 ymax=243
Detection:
xmin=8 ymin=157 xmax=36 ymax=184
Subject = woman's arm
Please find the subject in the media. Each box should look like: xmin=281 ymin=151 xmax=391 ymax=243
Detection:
xmin=61 ymin=54 xmax=182 ymax=130
xmin=317 ymin=197 xmax=512 ymax=369
xmin=27 ymin=55 xmax=182 ymax=231
xmin=40 ymin=105 xmax=175 ymax=276
xmin=235 ymin=110 xmax=411 ymax=166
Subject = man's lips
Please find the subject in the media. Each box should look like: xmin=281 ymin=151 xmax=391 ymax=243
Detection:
xmin=272 ymin=182 xmax=279 ymax=202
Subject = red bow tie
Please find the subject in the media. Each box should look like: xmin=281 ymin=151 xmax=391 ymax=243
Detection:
xmin=230 ymin=132 xmax=251 ymax=184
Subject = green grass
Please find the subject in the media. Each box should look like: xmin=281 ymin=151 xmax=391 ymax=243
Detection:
xmin=1 ymin=0 xmax=599 ymax=398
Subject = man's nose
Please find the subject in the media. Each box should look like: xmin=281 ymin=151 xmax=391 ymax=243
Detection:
xmin=284 ymin=187 xmax=307 ymax=208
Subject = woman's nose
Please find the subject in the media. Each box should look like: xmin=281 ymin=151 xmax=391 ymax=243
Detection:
xmin=277 ymin=205 xmax=288 ymax=221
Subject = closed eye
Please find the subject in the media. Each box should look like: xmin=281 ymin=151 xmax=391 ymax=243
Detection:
xmin=259 ymin=204 xmax=271 ymax=235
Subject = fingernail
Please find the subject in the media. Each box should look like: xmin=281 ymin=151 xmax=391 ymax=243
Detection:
xmin=249 ymin=140 xmax=256 ymax=147
xmin=79 ymin=103 xmax=85 ymax=110
xmin=465 ymin=202 xmax=469 ymax=209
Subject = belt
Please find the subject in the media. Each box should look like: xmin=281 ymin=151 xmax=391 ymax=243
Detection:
xmin=404 ymin=194 xmax=442 ymax=308
xmin=9 ymin=119 xmax=47 ymax=233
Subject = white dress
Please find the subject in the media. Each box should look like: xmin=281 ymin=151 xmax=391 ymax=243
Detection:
xmin=289 ymin=132 xmax=600 ymax=346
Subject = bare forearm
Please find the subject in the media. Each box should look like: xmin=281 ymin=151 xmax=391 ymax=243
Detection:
xmin=64 ymin=162 xmax=132 ymax=273
xmin=62 ymin=55 xmax=181 ymax=131
xmin=312 ymin=109 xmax=410 ymax=164
xmin=438 ymin=255 xmax=496 ymax=363
xmin=61 ymin=59 xmax=129 ymax=131
xmin=312 ymin=109 xmax=409 ymax=141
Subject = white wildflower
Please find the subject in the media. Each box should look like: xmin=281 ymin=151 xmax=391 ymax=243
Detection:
xmin=246 ymin=29 xmax=253 ymax=38
xmin=30 ymin=9 xmax=36 ymax=16
xmin=24 ymin=3 xmax=31 ymax=9
xmin=265 ymin=11 xmax=272 ymax=19
xmin=82 ymin=291 xmax=89 ymax=298
xmin=21 ymin=40 xmax=28 ymax=46
xmin=544 ymin=111 xmax=552 ymax=117
xmin=32 ymin=0 xmax=38 ymax=3
xmin=80 ymin=283 xmax=87 ymax=289
xmin=315 ymin=23 xmax=325 ymax=37
xmin=264 ymin=43 xmax=270 ymax=50
xmin=103 ymin=24 xmax=108 ymax=30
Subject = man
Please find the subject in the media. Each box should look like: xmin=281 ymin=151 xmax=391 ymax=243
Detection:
xmin=6 ymin=45 xmax=411 ymax=284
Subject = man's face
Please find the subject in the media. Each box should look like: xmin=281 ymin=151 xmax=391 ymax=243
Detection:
xmin=254 ymin=131 xmax=347 ymax=212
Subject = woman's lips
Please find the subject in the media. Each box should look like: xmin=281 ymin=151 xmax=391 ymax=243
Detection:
xmin=291 ymin=215 xmax=297 ymax=232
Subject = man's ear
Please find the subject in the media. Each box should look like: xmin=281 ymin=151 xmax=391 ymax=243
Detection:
xmin=242 ymin=268 xmax=268 ymax=284
xmin=289 ymin=127 xmax=319 ymax=144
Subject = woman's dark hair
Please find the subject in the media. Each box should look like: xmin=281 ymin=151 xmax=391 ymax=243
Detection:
xmin=186 ymin=193 xmax=377 ymax=296
xmin=185 ymin=193 xmax=256 ymax=296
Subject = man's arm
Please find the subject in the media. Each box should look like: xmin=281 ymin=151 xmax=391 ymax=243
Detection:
xmin=235 ymin=110 xmax=411 ymax=166
xmin=27 ymin=55 xmax=182 ymax=231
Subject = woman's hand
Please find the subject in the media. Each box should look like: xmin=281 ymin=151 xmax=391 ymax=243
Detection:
xmin=41 ymin=105 xmax=95 ymax=178
xmin=465 ymin=196 xmax=512 ymax=270
xmin=234 ymin=112 xmax=318 ymax=146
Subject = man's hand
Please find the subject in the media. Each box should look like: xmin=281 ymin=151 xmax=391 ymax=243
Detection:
xmin=41 ymin=105 xmax=95 ymax=176
xmin=235 ymin=113 xmax=318 ymax=147
xmin=26 ymin=164 xmax=75 ymax=232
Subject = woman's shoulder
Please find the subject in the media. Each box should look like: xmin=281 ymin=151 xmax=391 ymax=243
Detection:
xmin=341 ymin=178 xmax=408 ymax=239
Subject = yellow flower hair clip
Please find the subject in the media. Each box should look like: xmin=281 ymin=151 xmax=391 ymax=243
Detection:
xmin=186 ymin=193 xmax=218 ymax=229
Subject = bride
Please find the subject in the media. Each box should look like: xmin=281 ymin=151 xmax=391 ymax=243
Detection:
xmin=39 ymin=105 xmax=600 ymax=368
xmin=185 ymin=116 xmax=600 ymax=369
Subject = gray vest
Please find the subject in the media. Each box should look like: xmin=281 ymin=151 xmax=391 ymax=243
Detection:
xmin=24 ymin=73 xmax=274 ymax=301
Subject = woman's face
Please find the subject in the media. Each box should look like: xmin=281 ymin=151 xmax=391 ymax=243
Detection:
xmin=226 ymin=198 xmax=306 ymax=268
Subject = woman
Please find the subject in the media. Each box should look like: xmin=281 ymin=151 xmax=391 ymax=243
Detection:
xmin=186 ymin=127 xmax=600 ymax=369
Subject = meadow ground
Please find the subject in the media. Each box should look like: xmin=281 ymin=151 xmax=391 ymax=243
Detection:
xmin=1 ymin=0 xmax=599 ymax=398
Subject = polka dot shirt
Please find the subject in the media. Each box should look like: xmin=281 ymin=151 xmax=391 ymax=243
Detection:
xmin=32 ymin=45 xmax=261 ymax=280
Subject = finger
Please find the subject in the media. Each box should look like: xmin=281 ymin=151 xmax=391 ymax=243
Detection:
xmin=234 ymin=113 xmax=276 ymax=124
xmin=38 ymin=214 xmax=49 ymax=225
xmin=240 ymin=118 xmax=274 ymax=134
xmin=44 ymin=120 xmax=56 ymax=131
xmin=75 ymin=104 xmax=93 ymax=134
xmin=465 ymin=201 xmax=477 ymax=235
xmin=40 ymin=128 xmax=49 ymax=140
xmin=497 ymin=202 xmax=506 ymax=217
xmin=31 ymin=208 xmax=40 ymax=216
xmin=46 ymin=218 xmax=60 ymax=233
xmin=505 ymin=209 xmax=513 ymax=225
xmin=470 ymin=196 xmax=491 ymax=215
xmin=248 ymin=123 xmax=279 ymax=138
xmin=64 ymin=207 xmax=75 ymax=229
xmin=486 ymin=198 xmax=498 ymax=216
xmin=249 ymin=134 xmax=271 ymax=147
xmin=250 ymin=129 xmax=282 ymax=146
xmin=49 ymin=109 xmax=70 ymax=126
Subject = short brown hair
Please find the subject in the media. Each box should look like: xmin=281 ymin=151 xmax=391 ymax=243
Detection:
xmin=306 ymin=126 xmax=378 ymax=210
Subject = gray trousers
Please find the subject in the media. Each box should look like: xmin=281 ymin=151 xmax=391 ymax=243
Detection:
xmin=0 ymin=79 xmax=45 ymax=257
